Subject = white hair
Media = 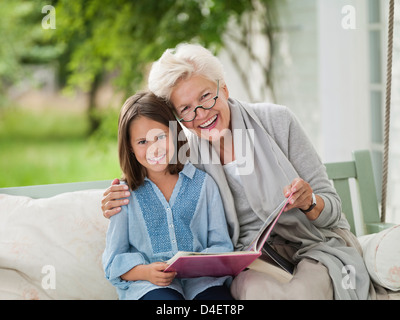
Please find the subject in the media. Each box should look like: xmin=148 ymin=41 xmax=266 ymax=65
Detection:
xmin=148 ymin=43 xmax=226 ymax=101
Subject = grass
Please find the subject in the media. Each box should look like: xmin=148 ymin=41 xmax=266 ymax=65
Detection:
xmin=0 ymin=107 xmax=121 ymax=188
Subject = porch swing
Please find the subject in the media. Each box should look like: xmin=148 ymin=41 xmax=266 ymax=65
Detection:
xmin=0 ymin=0 xmax=399 ymax=300
xmin=324 ymin=0 xmax=397 ymax=235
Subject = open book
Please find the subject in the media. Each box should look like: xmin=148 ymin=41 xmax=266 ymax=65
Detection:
xmin=163 ymin=192 xmax=295 ymax=279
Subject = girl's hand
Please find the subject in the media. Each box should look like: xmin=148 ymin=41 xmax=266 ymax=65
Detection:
xmin=121 ymin=262 xmax=177 ymax=286
xmin=145 ymin=262 xmax=176 ymax=286
xmin=101 ymin=179 xmax=130 ymax=218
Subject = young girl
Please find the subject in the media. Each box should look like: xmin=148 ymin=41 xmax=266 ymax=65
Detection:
xmin=102 ymin=91 xmax=234 ymax=300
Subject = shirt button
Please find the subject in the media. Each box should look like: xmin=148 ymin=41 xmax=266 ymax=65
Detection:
xmin=172 ymin=240 xmax=176 ymax=243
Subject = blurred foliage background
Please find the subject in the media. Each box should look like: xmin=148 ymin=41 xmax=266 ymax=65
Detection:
xmin=0 ymin=0 xmax=278 ymax=187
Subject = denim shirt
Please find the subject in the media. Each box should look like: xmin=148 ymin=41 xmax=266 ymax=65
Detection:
xmin=102 ymin=162 xmax=233 ymax=300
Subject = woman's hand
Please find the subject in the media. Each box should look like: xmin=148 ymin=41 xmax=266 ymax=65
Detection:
xmin=101 ymin=179 xmax=130 ymax=218
xmin=283 ymin=178 xmax=324 ymax=220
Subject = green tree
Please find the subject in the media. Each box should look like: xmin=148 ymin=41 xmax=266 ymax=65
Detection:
xmin=0 ymin=1 xmax=61 ymax=105
xmin=2 ymin=0 xmax=279 ymax=133
xmin=53 ymin=0 xmax=279 ymax=133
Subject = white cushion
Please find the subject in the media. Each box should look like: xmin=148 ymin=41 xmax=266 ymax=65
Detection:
xmin=0 ymin=190 xmax=117 ymax=300
xmin=358 ymin=225 xmax=400 ymax=292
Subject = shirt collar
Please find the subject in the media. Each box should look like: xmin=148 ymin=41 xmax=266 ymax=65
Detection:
xmin=179 ymin=162 xmax=196 ymax=179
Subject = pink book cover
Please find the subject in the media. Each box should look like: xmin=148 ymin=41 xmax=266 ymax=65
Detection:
xmin=164 ymin=193 xmax=294 ymax=278
xmin=164 ymin=251 xmax=261 ymax=278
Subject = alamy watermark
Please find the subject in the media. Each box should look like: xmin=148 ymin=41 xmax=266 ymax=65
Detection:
xmin=42 ymin=5 xmax=56 ymax=29
xmin=342 ymin=5 xmax=356 ymax=30
xmin=41 ymin=265 xmax=56 ymax=290
xmin=341 ymin=265 xmax=356 ymax=290
xmin=145 ymin=122 xmax=255 ymax=175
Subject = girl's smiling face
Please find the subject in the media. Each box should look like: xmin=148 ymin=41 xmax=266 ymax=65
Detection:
xmin=130 ymin=116 xmax=174 ymax=178
xmin=170 ymin=75 xmax=231 ymax=141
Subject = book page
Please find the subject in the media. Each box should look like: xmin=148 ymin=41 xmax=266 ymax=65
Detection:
xmin=245 ymin=192 xmax=294 ymax=252
xmin=166 ymin=250 xmax=258 ymax=265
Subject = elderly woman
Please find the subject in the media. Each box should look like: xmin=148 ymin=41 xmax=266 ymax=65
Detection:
xmin=102 ymin=43 xmax=370 ymax=300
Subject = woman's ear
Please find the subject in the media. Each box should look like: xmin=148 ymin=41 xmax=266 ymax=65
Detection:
xmin=221 ymin=83 xmax=229 ymax=99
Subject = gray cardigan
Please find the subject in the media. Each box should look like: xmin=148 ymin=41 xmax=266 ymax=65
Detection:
xmin=188 ymin=98 xmax=370 ymax=299
xmin=189 ymin=98 xmax=347 ymax=246
xmin=245 ymin=100 xmax=345 ymax=229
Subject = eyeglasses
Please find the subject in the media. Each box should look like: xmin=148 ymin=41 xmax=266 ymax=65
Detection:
xmin=175 ymin=80 xmax=219 ymax=123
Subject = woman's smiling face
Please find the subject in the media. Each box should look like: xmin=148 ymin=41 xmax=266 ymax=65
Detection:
xmin=170 ymin=75 xmax=231 ymax=141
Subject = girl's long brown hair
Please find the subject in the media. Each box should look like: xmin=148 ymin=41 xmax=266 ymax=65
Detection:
xmin=118 ymin=91 xmax=187 ymax=190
